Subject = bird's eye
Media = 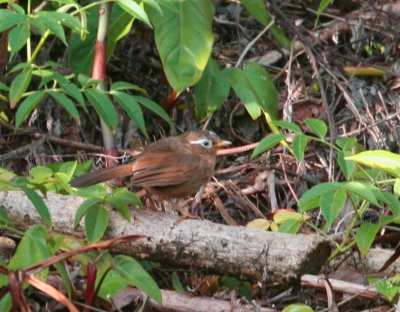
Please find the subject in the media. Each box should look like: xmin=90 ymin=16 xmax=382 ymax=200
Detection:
xmin=189 ymin=137 xmax=213 ymax=149
xmin=201 ymin=139 xmax=212 ymax=149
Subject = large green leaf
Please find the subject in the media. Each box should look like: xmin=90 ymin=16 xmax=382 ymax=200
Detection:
xmin=304 ymin=118 xmax=327 ymax=139
xmin=8 ymin=24 xmax=29 ymax=59
xmin=20 ymin=186 xmax=52 ymax=225
xmin=356 ymin=223 xmax=379 ymax=256
xmin=116 ymin=0 xmax=151 ymax=27
xmin=292 ymin=134 xmax=308 ymax=161
xmin=146 ymin=0 xmax=214 ymax=92
xmin=134 ymin=96 xmax=172 ymax=124
xmin=240 ymin=0 xmax=290 ymax=49
xmin=85 ymin=205 xmax=109 ymax=243
xmin=9 ymin=226 xmax=51 ymax=272
xmin=320 ymin=188 xmax=347 ymax=230
xmin=69 ymin=4 xmax=134 ymax=75
xmin=114 ymin=255 xmax=162 ymax=303
xmin=225 ymin=63 xmax=278 ymax=120
xmin=251 ymin=133 xmax=286 ymax=159
xmin=35 ymin=11 xmax=67 ymax=44
xmin=298 ymin=182 xmax=342 ymax=211
xmin=113 ymin=91 xmax=148 ymax=138
xmin=9 ymin=68 xmax=33 ymax=109
xmin=74 ymin=198 xmax=102 ymax=229
xmin=194 ymin=57 xmax=230 ymax=121
xmin=346 ymin=150 xmax=400 ymax=178
xmin=48 ymin=90 xmax=80 ymax=123
xmin=85 ymin=88 xmax=117 ymax=128
xmin=0 ymin=10 xmax=27 ymax=32
xmin=15 ymin=90 xmax=46 ymax=128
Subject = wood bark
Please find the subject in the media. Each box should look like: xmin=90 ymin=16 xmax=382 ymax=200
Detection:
xmin=0 ymin=191 xmax=332 ymax=283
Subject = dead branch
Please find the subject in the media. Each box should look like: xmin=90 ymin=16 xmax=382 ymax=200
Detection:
xmin=0 ymin=191 xmax=332 ymax=283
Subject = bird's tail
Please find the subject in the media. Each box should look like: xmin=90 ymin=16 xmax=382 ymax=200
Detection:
xmin=70 ymin=164 xmax=133 ymax=187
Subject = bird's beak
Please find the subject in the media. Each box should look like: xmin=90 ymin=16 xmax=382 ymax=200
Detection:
xmin=215 ymin=140 xmax=232 ymax=148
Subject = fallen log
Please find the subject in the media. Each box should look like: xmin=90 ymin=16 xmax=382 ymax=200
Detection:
xmin=0 ymin=191 xmax=331 ymax=283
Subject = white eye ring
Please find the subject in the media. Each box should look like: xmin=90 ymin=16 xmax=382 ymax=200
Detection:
xmin=190 ymin=138 xmax=213 ymax=149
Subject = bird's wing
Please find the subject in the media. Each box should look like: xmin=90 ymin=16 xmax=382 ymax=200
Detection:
xmin=130 ymin=142 xmax=201 ymax=187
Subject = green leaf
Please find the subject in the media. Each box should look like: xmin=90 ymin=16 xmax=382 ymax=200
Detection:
xmin=85 ymin=205 xmax=109 ymax=243
xmin=74 ymin=184 xmax=109 ymax=198
xmin=60 ymin=81 xmax=85 ymax=107
xmin=394 ymin=179 xmax=400 ymax=197
xmin=320 ymin=188 xmax=347 ymax=230
xmin=343 ymin=182 xmax=378 ymax=206
xmin=356 ymin=223 xmax=379 ymax=256
xmin=59 ymin=161 xmax=78 ymax=178
xmin=114 ymin=255 xmax=162 ymax=303
xmin=251 ymin=133 xmax=286 ymax=159
xmin=282 ymin=303 xmax=314 ymax=312
xmin=74 ymin=198 xmax=102 ymax=229
xmin=146 ymin=0 xmax=214 ymax=92
xmin=134 ymin=96 xmax=172 ymax=124
xmin=0 ymin=293 xmax=11 ymax=312
xmin=298 ymin=182 xmax=342 ymax=211
xmin=8 ymin=62 xmax=31 ymax=74
xmin=36 ymin=11 xmax=67 ymax=44
xmin=240 ymin=0 xmax=290 ymax=49
xmin=171 ymin=271 xmax=185 ymax=293
xmin=274 ymin=120 xmax=301 ymax=133
xmin=10 ymin=68 xmax=33 ymax=109
xmin=142 ymin=0 xmax=162 ymax=14
xmin=69 ymin=5 xmax=134 ymax=75
xmin=72 ymin=159 xmax=94 ymax=177
xmin=292 ymin=134 xmax=308 ymax=161
xmin=15 ymin=90 xmax=46 ymax=128
xmin=372 ymin=190 xmax=400 ymax=217
xmin=7 ymin=2 xmax=25 ymax=14
xmin=105 ymin=197 xmax=131 ymax=221
xmin=20 ymin=186 xmax=51 ymax=225
xmin=9 ymin=225 xmax=51 ymax=270
xmin=0 ymin=207 xmax=12 ymax=224
xmin=0 ymin=82 xmax=9 ymax=91
xmin=85 ymin=88 xmax=117 ymax=128
xmin=97 ymin=270 xmax=131 ymax=298
xmin=304 ymin=118 xmax=327 ymax=139
xmin=278 ymin=219 xmax=301 ymax=234
xmin=345 ymin=150 xmax=400 ymax=178
xmin=41 ymin=72 xmax=85 ymax=109
xmin=111 ymin=188 xmax=142 ymax=205
xmin=0 ymin=10 xmax=27 ymax=32
xmin=194 ymin=57 xmax=230 ymax=121
xmin=110 ymin=81 xmax=148 ymax=95
xmin=116 ymin=0 xmax=151 ymax=27
xmin=338 ymin=150 xmax=355 ymax=179
xmin=240 ymin=0 xmax=269 ymax=25
xmin=225 ymin=63 xmax=278 ymax=120
xmin=8 ymin=23 xmax=29 ymax=59
xmin=315 ymin=0 xmax=332 ymax=25
xmin=113 ymin=91 xmax=148 ymax=138
xmin=50 ymin=11 xmax=82 ymax=32
xmin=54 ymin=261 xmax=72 ymax=298
xmin=48 ymin=91 xmax=80 ymax=123
xmin=336 ymin=137 xmax=357 ymax=150
xmin=29 ymin=166 xmax=53 ymax=183
xmin=370 ymin=275 xmax=400 ymax=301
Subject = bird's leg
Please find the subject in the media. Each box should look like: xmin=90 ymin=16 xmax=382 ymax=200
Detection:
xmin=145 ymin=189 xmax=161 ymax=211
xmin=189 ymin=184 xmax=206 ymax=215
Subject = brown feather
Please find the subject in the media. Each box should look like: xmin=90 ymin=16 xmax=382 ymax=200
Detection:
xmin=70 ymin=130 xmax=230 ymax=199
xmin=70 ymin=164 xmax=133 ymax=187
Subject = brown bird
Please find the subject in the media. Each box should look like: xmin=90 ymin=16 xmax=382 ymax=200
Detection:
xmin=71 ymin=130 xmax=231 ymax=202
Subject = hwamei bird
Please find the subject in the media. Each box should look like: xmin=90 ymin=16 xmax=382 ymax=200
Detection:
xmin=71 ymin=130 xmax=231 ymax=205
